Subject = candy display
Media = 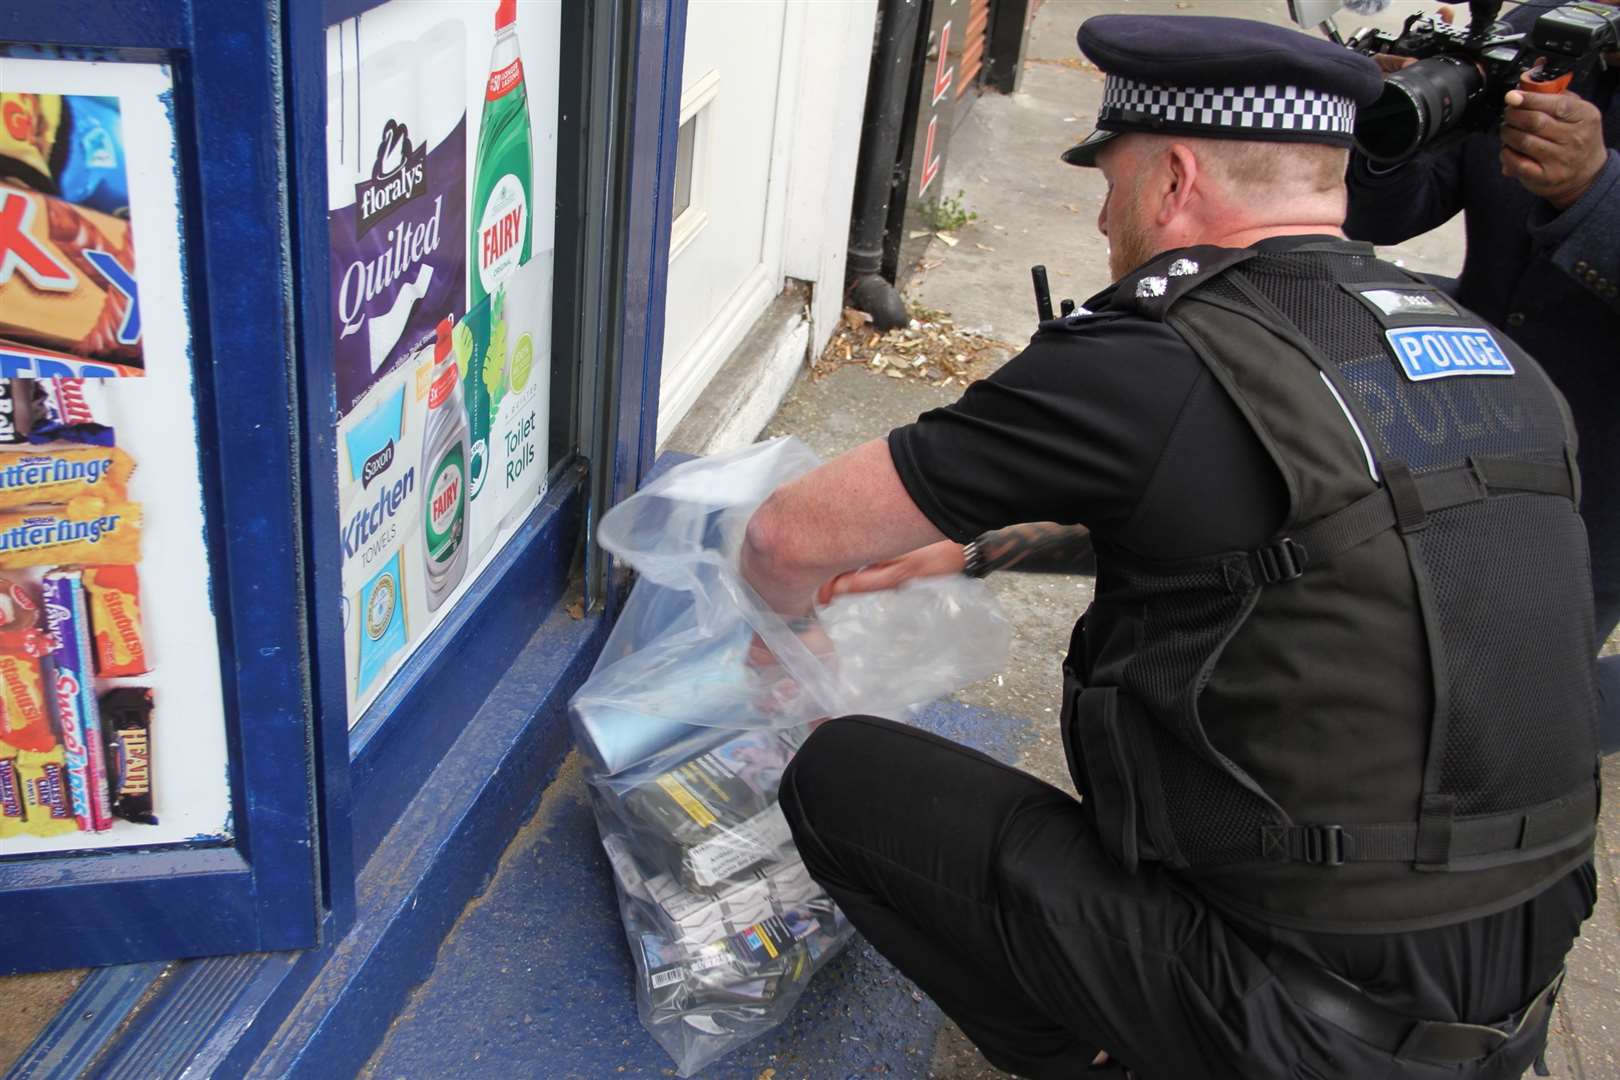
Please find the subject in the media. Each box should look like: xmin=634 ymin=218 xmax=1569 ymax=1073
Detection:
xmin=0 ymin=62 xmax=222 ymax=857
xmin=101 ymin=687 xmax=154 ymax=825
xmin=0 ymin=384 xmax=162 ymax=849
xmin=85 ymin=565 xmax=147 ymax=676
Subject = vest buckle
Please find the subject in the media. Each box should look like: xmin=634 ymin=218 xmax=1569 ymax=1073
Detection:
xmin=1255 ymin=538 xmax=1308 ymax=584
xmin=1303 ymin=824 xmax=1347 ymax=867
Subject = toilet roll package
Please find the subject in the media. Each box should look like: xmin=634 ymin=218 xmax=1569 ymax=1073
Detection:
xmin=571 ymin=437 xmax=1010 ymax=1075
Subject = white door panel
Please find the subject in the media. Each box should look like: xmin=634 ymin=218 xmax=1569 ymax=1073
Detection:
xmin=660 ymin=0 xmax=795 ymax=436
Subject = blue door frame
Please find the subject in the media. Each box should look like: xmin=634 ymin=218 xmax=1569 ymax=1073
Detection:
xmin=0 ymin=2 xmax=323 ymax=969
xmin=0 ymin=0 xmax=685 ymax=982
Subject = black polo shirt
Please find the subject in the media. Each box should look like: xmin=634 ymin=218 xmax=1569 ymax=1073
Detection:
xmin=885 ymin=235 xmax=1595 ymax=1024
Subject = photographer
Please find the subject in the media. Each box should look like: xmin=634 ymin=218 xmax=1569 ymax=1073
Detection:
xmin=1344 ymin=0 xmax=1620 ymax=748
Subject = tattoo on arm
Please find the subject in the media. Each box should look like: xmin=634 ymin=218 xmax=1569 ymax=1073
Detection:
xmin=976 ymin=522 xmax=1097 ymax=575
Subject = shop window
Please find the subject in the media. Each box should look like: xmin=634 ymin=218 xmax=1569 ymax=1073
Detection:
xmin=669 ymin=69 xmax=719 ymax=261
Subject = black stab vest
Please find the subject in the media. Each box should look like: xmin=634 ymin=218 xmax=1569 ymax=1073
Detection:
xmin=1061 ymin=241 xmax=1600 ymax=932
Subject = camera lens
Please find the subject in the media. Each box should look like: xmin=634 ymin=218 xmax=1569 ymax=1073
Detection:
xmin=1355 ymin=55 xmax=1481 ymax=163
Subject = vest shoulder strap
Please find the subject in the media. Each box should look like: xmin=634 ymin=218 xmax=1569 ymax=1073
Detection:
xmin=1219 ymin=454 xmax=1580 ymax=592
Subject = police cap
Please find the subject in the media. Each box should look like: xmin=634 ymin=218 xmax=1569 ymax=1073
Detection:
xmin=1062 ymin=15 xmax=1384 ymax=167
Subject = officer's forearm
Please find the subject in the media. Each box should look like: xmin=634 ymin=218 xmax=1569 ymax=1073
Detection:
xmin=973 ymin=522 xmax=1096 ymax=575
xmin=740 ymin=438 xmax=946 ymax=616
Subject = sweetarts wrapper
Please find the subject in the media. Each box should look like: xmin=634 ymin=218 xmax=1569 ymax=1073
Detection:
xmin=42 ymin=570 xmax=112 ymax=831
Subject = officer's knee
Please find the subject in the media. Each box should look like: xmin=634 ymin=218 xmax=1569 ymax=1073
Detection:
xmin=780 ymin=714 xmax=893 ymax=832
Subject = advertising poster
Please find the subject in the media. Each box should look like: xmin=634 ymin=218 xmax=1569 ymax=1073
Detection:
xmin=0 ymin=59 xmax=232 ymax=854
xmin=328 ymin=0 xmax=559 ymax=724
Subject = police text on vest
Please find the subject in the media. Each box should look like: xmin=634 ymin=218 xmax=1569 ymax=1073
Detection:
xmin=1385 ymin=326 xmax=1516 ymax=382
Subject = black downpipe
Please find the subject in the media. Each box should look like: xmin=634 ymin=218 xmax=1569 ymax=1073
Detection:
xmin=846 ymin=0 xmax=924 ymax=330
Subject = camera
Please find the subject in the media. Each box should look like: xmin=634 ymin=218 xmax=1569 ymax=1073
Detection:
xmin=1291 ymin=0 xmax=1620 ymax=163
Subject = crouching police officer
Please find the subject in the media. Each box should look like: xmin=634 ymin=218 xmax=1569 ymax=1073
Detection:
xmin=740 ymin=14 xmax=1599 ymax=1080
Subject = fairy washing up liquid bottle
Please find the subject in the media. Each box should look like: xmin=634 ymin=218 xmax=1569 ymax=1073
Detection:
xmin=421 ymin=318 xmax=470 ymax=611
xmin=469 ymin=0 xmax=533 ymax=312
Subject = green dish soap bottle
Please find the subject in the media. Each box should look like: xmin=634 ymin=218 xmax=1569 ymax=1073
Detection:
xmin=469 ymin=0 xmax=533 ymax=313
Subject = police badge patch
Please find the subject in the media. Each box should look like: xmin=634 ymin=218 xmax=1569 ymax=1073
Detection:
xmin=1385 ymin=325 xmax=1516 ymax=382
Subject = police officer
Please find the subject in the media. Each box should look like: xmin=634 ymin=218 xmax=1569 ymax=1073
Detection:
xmin=739 ymin=14 xmax=1599 ymax=1080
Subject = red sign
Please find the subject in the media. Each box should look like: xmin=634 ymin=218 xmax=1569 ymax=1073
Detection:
xmin=918 ymin=115 xmax=941 ymax=197
xmin=932 ymin=20 xmax=955 ymax=105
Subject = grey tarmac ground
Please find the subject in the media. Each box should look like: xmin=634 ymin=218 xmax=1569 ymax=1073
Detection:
xmin=763 ymin=1 xmax=1620 ymax=1076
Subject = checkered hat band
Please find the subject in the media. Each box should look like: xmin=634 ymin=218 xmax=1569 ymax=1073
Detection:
xmin=1098 ymin=75 xmax=1356 ymax=135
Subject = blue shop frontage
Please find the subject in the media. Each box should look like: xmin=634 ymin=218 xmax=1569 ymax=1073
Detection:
xmin=0 ymin=0 xmax=706 ymax=1073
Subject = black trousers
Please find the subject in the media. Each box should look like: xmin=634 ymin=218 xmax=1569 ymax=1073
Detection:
xmin=778 ymin=715 xmax=1552 ymax=1080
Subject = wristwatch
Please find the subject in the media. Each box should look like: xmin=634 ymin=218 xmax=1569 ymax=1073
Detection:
xmin=962 ymin=537 xmax=990 ymax=579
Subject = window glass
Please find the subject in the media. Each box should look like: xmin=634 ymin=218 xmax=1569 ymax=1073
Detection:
xmin=673 ymin=115 xmax=695 ymax=220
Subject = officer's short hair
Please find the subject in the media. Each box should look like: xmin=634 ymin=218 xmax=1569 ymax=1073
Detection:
xmin=1124 ymin=135 xmax=1349 ymax=196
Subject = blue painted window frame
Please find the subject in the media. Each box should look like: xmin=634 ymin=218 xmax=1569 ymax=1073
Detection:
xmin=0 ymin=0 xmax=684 ymax=974
xmin=0 ymin=2 xmax=325 ymax=970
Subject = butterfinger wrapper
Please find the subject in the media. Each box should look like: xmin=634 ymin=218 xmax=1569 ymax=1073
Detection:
xmin=0 ymin=185 xmax=140 ymax=362
xmin=0 ymin=499 xmax=140 ymax=569
xmin=16 ymin=745 xmax=78 ymax=837
xmin=0 ymin=445 xmax=132 ymax=508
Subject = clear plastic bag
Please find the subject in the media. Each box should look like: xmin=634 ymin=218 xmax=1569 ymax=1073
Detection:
xmin=570 ymin=437 xmax=1010 ymax=1075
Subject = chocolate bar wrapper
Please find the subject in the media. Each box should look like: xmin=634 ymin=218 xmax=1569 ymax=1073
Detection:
xmin=42 ymin=571 xmax=112 ymax=831
xmin=100 ymin=687 xmax=154 ymax=825
xmin=15 ymin=746 xmax=78 ymax=837
xmin=0 ymin=95 xmax=62 ymax=194
xmin=0 ymin=748 xmax=26 ymax=838
xmin=0 ymin=340 xmax=142 ymax=380
xmin=0 ymin=499 xmax=140 ymax=569
xmin=26 ymin=378 xmax=115 ymax=447
xmin=0 ymin=445 xmax=133 ymax=509
xmin=0 ymin=647 xmax=54 ymax=753
xmin=0 ymin=382 xmax=23 ymax=445
xmin=85 ymin=566 xmax=146 ymax=676
xmin=56 ymin=97 xmax=129 ymax=217
xmin=0 ymin=185 xmax=140 ymax=364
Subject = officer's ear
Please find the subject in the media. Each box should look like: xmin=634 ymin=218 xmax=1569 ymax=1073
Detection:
xmin=1159 ymin=142 xmax=1200 ymax=224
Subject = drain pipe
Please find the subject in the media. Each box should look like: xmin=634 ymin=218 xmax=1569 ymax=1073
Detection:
xmin=846 ymin=0 xmax=924 ymax=330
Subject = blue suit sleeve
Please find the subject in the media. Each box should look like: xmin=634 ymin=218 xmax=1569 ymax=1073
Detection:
xmin=1343 ymin=144 xmax=1467 ymax=246
xmin=1526 ymin=150 xmax=1620 ymax=316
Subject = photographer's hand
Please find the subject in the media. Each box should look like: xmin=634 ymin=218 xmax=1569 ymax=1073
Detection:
xmin=1500 ymin=89 xmax=1610 ymax=211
